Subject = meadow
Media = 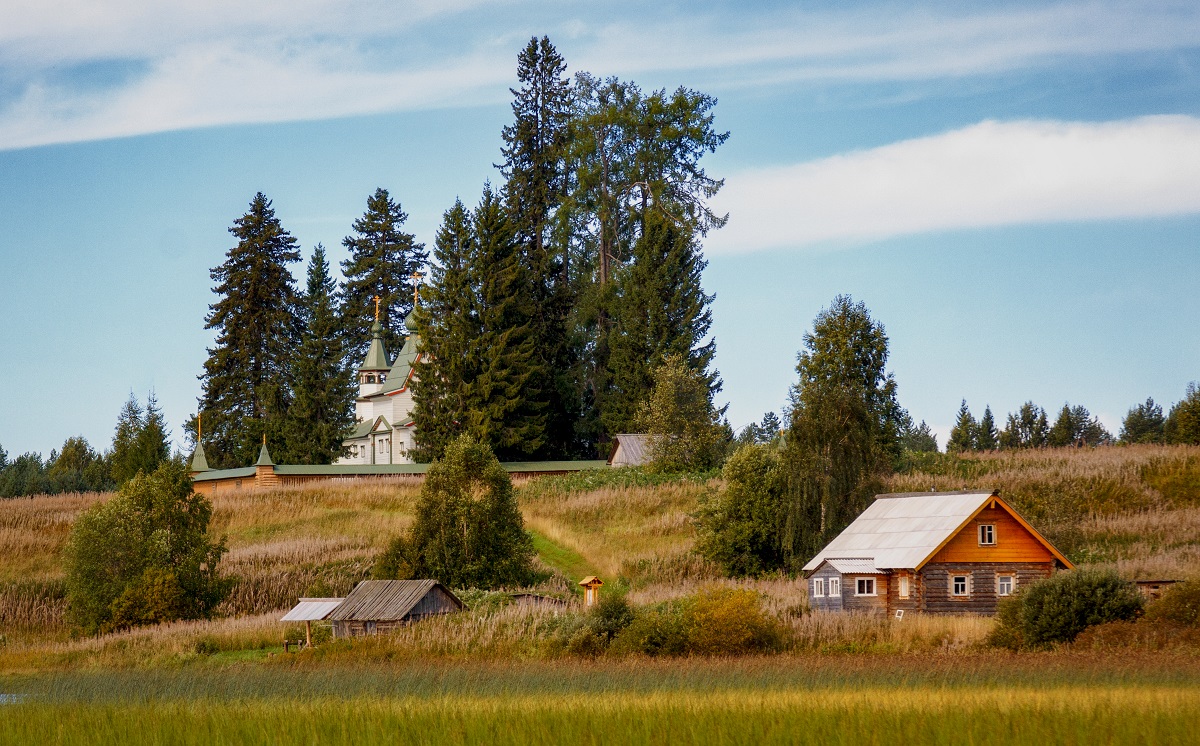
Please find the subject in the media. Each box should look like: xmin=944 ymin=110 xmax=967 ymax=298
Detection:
xmin=1 ymin=445 xmax=1199 ymax=743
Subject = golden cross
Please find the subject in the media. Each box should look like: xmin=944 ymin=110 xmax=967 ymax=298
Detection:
xmin=197 ymin=413 xmax=202 ymax=442
xmin=411 ymin=272 xmax=423 ymax=307
xmin=263 ymin=433 xmax=267 ymax=446
xmin=373 ymin=295 xmax=380 ymax=321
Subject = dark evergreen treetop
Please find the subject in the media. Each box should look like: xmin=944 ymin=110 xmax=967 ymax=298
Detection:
xmin=604 ymin=212 xmax=718 ymax=434
xmin=282 ymin=245 xmax=357 ymax=464
xmin=977 ymin=405 xmax=999 ymax=451
xmin=1121 ymin=397 xmax=1165 ymax=444
xmin=341 ymin=188 xmax=428 ymax=361
xmin=946 ymin=400 xmax=978 ymax=453
xmin=198 ymin=192 xmax=301 ymax=468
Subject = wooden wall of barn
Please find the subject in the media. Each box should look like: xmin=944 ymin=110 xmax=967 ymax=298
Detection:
xmin=919 ymin=562 xmax=1054 ymax=615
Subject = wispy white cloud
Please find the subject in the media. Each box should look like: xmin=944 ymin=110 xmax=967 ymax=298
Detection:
xmin=706 ymin=115 xmax=1200 ymax=253
xmin=1 ymin=1 xmax=1198 ymax=149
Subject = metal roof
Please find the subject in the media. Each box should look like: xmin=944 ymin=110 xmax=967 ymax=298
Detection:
xmin=360 ymin=320 xmax=391 ymax=371
xmin=190 ymin=442 xmax=209 ymax=472
xmin=608 ymin=434 xmax=656 ymax=465
xmin=820 ymin=558 xmax=884 ymax=575
xmin=280 ymin=597 xmax=345 ymax=622
xmin=327 ymin=580 xmax=463 ymax=622
xmin=255 ymin=442 xmax=274 ymax=466
xmin=802 ymin=491 xmax=997 ymax=573
xmin=376 ymin=334 xmax=420 ymax=395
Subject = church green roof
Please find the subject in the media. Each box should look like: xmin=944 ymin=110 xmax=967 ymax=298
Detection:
xmin=359 ymin=319 xmax=390 ymax=372
xmin=190 ymin=441 xmax=210 ymax=472
xmin=377 ymin=332 xmax=421 ymax=395
xmin=256 ymin=441 xmax=275 ymax=466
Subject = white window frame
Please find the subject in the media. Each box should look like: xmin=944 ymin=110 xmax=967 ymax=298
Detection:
xmin=997 ymin=575 xmax=1015 ymax=596
xmin=899 ymin=575 xmax=910 ymax=598
xmin=855 ymin=577 xmax=876 ymax=596
xmin=952 ymin=574 xmax=970 ymax=597
xmin=812 ymin=578 xmax=825 ymax=598
xmin=829 ymin=577 xmax=840 ymax=597
xmin=978 ymin=524 xmax=996 ymax=546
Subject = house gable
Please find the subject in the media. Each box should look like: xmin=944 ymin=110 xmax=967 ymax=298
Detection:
xmin=917 ymin=496 xmax=1073 ymax=571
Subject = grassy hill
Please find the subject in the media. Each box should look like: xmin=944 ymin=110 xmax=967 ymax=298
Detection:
xmin=1 ymin=444 xmax=1198 ymax=658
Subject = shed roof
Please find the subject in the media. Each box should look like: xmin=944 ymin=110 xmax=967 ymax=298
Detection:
xmin=802 ymin=491 xmax=1059 ymax=574
xmin=327 ymin=579 xmax=463 ymax=622
xmin=819 ymin=558 xmax=885 ymax=575
xmin=280 ymin=597 xmax=345 ymax=622
xmin=608 ymin=434 xmax=655 ymax=465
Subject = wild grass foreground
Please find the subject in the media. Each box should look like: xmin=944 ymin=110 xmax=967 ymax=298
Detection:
xmin=4 ymin=654 xmax=1200 ymax=745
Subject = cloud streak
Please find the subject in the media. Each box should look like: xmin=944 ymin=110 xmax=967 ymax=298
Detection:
xmin=707 ymin=116 xmax=1200 ymax=253
xmin=1 ymin=1 xmax=1199 ymax=150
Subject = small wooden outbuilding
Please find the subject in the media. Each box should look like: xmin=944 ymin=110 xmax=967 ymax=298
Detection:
xmin=279 ymin=597 xmax=344 ymax=646
xmin=803 ymin=490 xmax=1073 ymax=616
xmin=608 ymin=434 xmax=656 ymax=467
xmin=326 ymin=579 xmax=464 ymax=638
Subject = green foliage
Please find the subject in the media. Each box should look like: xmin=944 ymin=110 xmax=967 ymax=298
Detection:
xmin=45 ymin=436 xmax=111 ymax=493
xmin=1047 ymin=404 xmax=1112 ymax=447
xmin=340 ymin=187 xmax=428 ymax=361
xmin=1144 ymin=580 xmax=1200 ymax=626
xmin=500 ymin=36 xmax=581 ymax=460
xmin=737 ymin=412 xmax=783 ymax=447
xmin=1165 ymin=383 xmax=1200 ymax=445
xmin=1000 ymin=402 xmax=1049 ymax=449
xmin=63 ymin=461 xmax=229 ymax=634
xmin=281 ymin=245 xmax=356 ymax=464
xmin=605 ymin=212 xmax=718 ymax=434
xmin=411 ymin=189 xmax=547 ymax=461
xmin=384 ymin=436 xmax=537 ymax=589
xmin=198 ymin=193 xmax=301 ymax=469
xmin=977 ymin=406 xmax=999 ymax=451
xmin=696 ymin=444 xmax=786 ymax=577
xmin=0 ymin=451 xmax=49 ymax=497
xmin=946 ymin=400 xmax=978 ymax=453
xmin=783 ymin=296 xmax=899 ymax=566
xmin=372 ymin=535 xmax=415 ymax=581
xmin=990 ymin=569 xmax=1144 ymax=649
xmin=1121 ymin=397 xmax=1166 ymax=444
xmin=986 ymin=595 xmax=1026 ymax=650
xmin=110 ymin=392 xmax=170 ymax=486
xmin=608 ymin=588 xmax=785 ymax=657
xmin=635 ymin=353 xmax=726 ymax=473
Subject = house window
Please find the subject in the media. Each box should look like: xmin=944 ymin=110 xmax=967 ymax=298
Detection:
xmin=997 ymin=575 xmax=1014 ymax=596
xmin=979 ymin=524 xmax=996 ymax=546
xmin=855 ymin=578 xmax=875 ymax=596
xmin=952 ymin=575 xmax=970 ymax=597
xmin=812 ymin=579 xmax=825 ymax=598
xmin=829 ymin=577 xmax=840 ymax=596
xmin=899 ymin=576 xmax=910 ymax=598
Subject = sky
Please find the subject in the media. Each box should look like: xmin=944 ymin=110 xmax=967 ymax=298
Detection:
xmin=1 ymin=0 xmax=1198 ymax=458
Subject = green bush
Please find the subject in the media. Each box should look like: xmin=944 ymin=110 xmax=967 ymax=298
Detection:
xmin=990 ymin=569 xmax=1143 ymax=649
xmin=1145 ymin=580 xmax=1200 ymax=626
xmin=609 ymin=588 xmax=785 ymax=657
xmin=63 ymin=461 xmax=230 ymax=634
xmin=695 ymin=444 xmax=786 ymax=577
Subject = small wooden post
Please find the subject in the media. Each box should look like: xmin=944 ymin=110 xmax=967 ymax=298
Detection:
xmin=579 ymin=576 xmax=603 ymax=607
xmin=305 ymin=620 xmax=312 ymax=648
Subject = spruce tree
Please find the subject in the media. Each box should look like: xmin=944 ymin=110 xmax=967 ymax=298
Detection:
xmin=110 ymin=393 xmax=145 ymax=485
xmin=137 ymin=392 xmax=171 ymax=471
xmin=947 ymin=401 xmax=978 ymax=453
xmin=604 ymin=212 xmax=719 ymax=434
xmin=282 ymin=246 xmax=357 ymax=464
xmin=500 ymin=36 xmax=580 ymax=458
xmin=341 ymin=188 xmax=428 ymax=361
xmin=1120 ymin=397 xmax=1165 ymax=444
xmin=411 ymin=200 xmax=477 ymax=461
xmin=999 ymin=402 xmax=1050 ymax=449
xmin=467 ymin=186 xmax=547 ymax=459
xmin=977 ymin=405 xmax=999 ymax=451
xmin=1165 ymin=383 xmax=1200 ymax=444
xmin=198 ymin=193 xmax=301 ymax=468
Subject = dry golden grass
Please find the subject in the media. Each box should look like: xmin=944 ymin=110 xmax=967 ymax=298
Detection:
xmin=0 ymin=492 xmax=106 ymax=582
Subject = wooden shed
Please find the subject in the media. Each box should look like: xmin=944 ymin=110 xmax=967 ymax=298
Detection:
xmin=279 ymin=597 xmax=344 ymax=646
xmin=803 ymin=490 xmax=1073 ymax=616
xmin=608 ymin=434 xmax=657 ymax=467
xmin=327 ymin=579 xmax=463 ymax=638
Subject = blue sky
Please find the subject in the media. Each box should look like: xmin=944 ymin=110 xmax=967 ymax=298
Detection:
xmin=1 ymin=0 xmax=1199 ymax=457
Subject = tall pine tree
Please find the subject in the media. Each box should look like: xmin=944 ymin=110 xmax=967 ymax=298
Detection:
xmin=198 ymin=193 xmax=301 ymax=468
xmin=977 ymin=405 xmax=999 ymax=450
xmin=282 ymin=246 xmax=357 ymax=464
xmin=947 ymin=401 xmax=978 ymax=453
xmin=500 ymin=36 xmax=580 ymax=458
xmin=341 ymin=188 xmax=428 ymax=361
xmin=604 ymin=212 xmax=718 ymax=433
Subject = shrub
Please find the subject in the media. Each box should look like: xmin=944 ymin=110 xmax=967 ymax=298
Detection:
xmin=380 ymin=436 xmax=537 ymax=589
xmin=609 ymin=588 xmax=785 ymax=657
xmin=985 ymin=595 xmax=1025 ymax=651
xmin=63 ymin=462 xmax=229 ymax=634
xmin=1013 ymin=569 xmax=1143 ymax=648
xmin=589 ymin=594 xmax=635 ymax=643
xmin=636 ymin=354 xmax=726 ymax=473
xmin=695 ymin=444 xmax=786 ymax=577
xmin=1145 ymin=580 xmax=1200 ymax=626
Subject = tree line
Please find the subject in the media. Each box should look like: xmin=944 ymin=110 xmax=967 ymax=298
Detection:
xmin=0 ymin=392 xmax=174 ymax=498
xmin=193 ymin=36 xmax=724 ymax=467
xmin=945 ymin=386 xmax=1200 ymax=453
